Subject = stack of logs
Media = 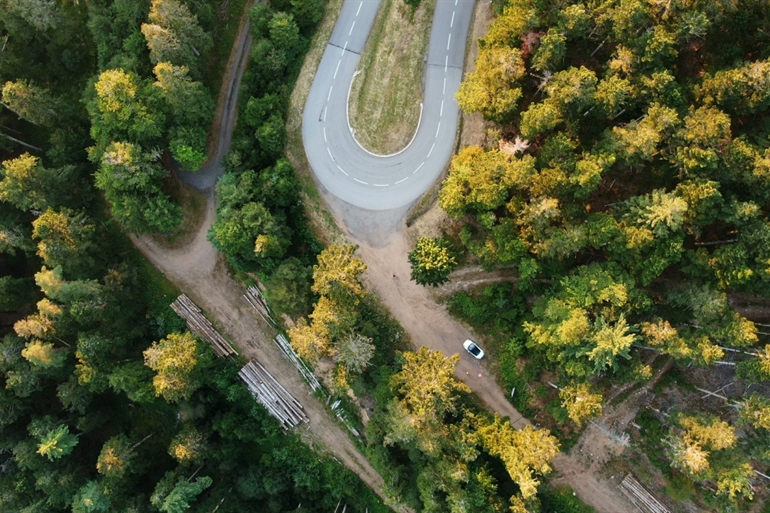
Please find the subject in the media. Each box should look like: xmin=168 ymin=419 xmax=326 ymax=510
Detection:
xmin=239 ymin=361 xmax=309 ymax=428
xmin=618 ymin=474 xmax=671 ymax=513
xmin=243 ymin=286 xmax=275 ymax=326
xmin=273 ymin=334 xmax=322 ymax=393
xmin=170 ymin=294 xmax=237 ymax=358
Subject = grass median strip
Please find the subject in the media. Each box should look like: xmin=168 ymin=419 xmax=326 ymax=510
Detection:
xmin=348 ymin=0 xmax=436 ymax=155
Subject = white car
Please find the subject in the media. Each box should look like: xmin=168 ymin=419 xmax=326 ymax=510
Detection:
xmin=463 ymin=339 xmax=484 ymax=359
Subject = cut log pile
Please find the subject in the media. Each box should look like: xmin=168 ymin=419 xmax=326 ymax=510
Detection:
xmin=170 ymin=295 xmax=237 ymax=358
xmin=273 ymin=334 xmax=322 ymax=393
xmin=238 ymin=361 xmax=309 ymax=428
xmin=243 ymin=286 xmax=275 ymax=326
xmin=618 ymin=474 xmax=671 ymax=513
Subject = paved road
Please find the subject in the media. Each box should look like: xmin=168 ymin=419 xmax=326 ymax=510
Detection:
xmin=303 ymin=0 xmax=475 ymax=210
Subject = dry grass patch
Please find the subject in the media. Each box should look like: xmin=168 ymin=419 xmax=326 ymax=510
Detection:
xmin=348 ymin=0 xmax=436 ymax=155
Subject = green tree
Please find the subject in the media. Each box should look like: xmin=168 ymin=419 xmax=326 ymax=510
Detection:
xmin=35 ymin=424 xmax=78 ymax=461
xmin=2 ymin=79 xmax=59 ymax=125
xmin=559 ymin=382 xmax=603 ymax=426
xmin=478 ymin=415 xmax=560 ymax=499
xmin=21 ymin=339 xmax=67 ymax=369
xmin=32 ymin=208 xmax=95 ymax=272
xmin=169 ymin=426 xmax=206 ymax=465
xmin=333 ymin=333 xmax=375 ymax=373
xmin=311 ymin=244 xmax=367 ymax=302
xmin=89 ymin=69 xmax=165 ymax=146
xmin=143 ymin=331 xmax=205 ymax=403
xmin=71 ymin=480 xmax=111 ymax=513
xmin=393 ymin=347 xmax=470 ymax=421
xmin=96 ymin=434 xmax=135 ymax=479
xmin=141 ymin=0 xmax=211 ymax=72
xmin=531 ymin=29 xmax=566 ymax=72
xmin=263 ymin=258 xmax=313 ymax=316
xmin=456 ymin=46 xmax=525 ymax=122
xmin=151 ymin=472 xmax=213 ymax=513
xmin=439 ymin=146 xmax=535 ymax=217
xmin=0 ymin=153 xmax=72 ymax=211
xmin=408 ymin=236 xmax=457 ymax=286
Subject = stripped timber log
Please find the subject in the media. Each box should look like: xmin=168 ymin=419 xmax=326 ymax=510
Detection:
xmin=274 ymin=334 xmax=321 ymax=392
xmin=243 ymin=286 xmax=275 ymax=325
xmin=238 ymin=361 xmax=309 ymax=428
xmin=170 ymin=295 xmax=236 ymax=358
xmin=618 ymin=474 xmax=671 ymax=513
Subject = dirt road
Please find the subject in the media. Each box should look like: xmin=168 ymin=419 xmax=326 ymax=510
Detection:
xmin=132 ymin=4 xmax=395 ymax=508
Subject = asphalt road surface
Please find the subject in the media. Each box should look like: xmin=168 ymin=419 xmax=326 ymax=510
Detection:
xmin=303 ymin=0 xmax=475 ymax=210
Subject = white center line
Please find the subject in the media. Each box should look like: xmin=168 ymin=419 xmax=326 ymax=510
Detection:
xmin=427 ymin=143 xmax=435 ymax=157
xmin=395 ymin=176 xmax=409 ymax=184
xmin=334 ymin=60 xmax=341 ymax=79
xmin=327 ymin=86 xmax=333 ymax=101
xmin=356 ymin=1 xmax=362 ymax=16
xmin=455 ymin=0 xmax=458 ymax=5
xmin=323 ymin=106 xmax=327 ymax=122
xmin=341 ymin=41 xmax=348 ymax=56
xmin=435 ymin=122 xmax=441 ymax=138
xmin=445 ymin=55 xmax=448 ymax=72
xmin=451 ymin=12 xmax=455 ymax=27
xmin=413 ymin=162 xmax=425 ymax=174
xmin=323 ymin=127 xmax=327 ymax=142
xmin=337 ymin=165 xmax=349 ymax=176
xmin=440 ymin=100 xmax=444 ymax=117
xmin=373 ymin=183 xmax=389 ymax=187
xmin=443 ymin=77 xmax=447 ymax=94
xmin=353 ymin=178 xmax=368 ymax=185
xmin=327 ymin=147 xmax=335 ymax=160
xmin=447 ymin=33 xmax=451 ymax=50
xmin=349 ymin=21 xmax=356 ymax=36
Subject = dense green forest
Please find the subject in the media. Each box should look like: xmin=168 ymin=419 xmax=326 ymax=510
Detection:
xmin=0 ymin=1 xmax=386 ymax=511
xmin=405 ymin=0 xmax=770 ymax=510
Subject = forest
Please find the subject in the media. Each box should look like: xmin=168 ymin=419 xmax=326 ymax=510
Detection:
xmin=0 ymin=0 xmax=387 ymax=511
xmin=403 ymin=0 xmax=770 ymax=510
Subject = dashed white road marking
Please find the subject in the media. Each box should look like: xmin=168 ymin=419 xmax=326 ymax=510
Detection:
xmin=427 ymin=143 xmax=435 ymax=157
xmin=413 ymin=162 xmax=425 ymax=174
xmin=356 ymin=1 xmax=362 ymax=16
xmin=323 ymin=106 xmax=327 ymax=122
xmin=443 ymin=76 xmax=446 ymax=94
xmin=435 ymin=122 xmax=441 ymax=138
xmin=334 ymin=60 xmax=341 ymax=79
xmin=353 ymin=178 xmax=368 ymax=185
xmin=349 ymin=21 xmax=356 ymax=35
xmin=395 ymin=176 xmax=409 ymax=184
xmin=341 ymin=41 xmax=348 ymax=55
xmin=447 ymin=33 xmax=451 ymax=50
xmin=327 ymin=86 xmax=333 ymax=101
xmin=323 ymin=127 xmax=327 ymax=142
xmin=445 ymin=55 xmax=448 ymax=72
xmin=327 ymin=147 xmax=335 ymax=160
xmin=373 ymin=183 xmax=389 ymax=187
xmin=440 ymin=100 xmax=444 ymax=117
xmin=451 ymin=12 xmax=455 ymax=27
xmin=337 ymin=165 xmax=349 ymax=176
